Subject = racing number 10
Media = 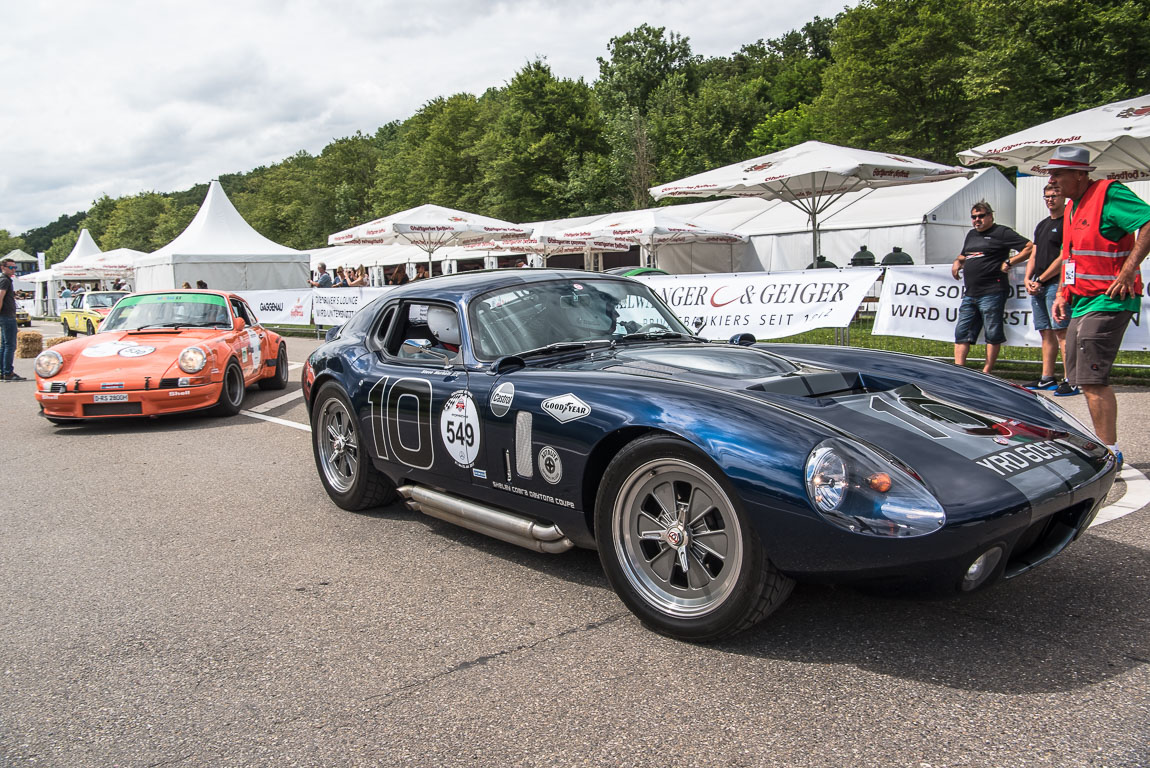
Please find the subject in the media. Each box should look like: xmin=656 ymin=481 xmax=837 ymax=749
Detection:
xmin=370 ymin=376 xmax=435 ymax=469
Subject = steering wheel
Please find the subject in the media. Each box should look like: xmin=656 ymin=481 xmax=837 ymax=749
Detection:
xmin=636 ymin=323 xmax=672 ymax=333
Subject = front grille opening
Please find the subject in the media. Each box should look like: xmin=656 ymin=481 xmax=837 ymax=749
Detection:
xmin=1004 ymin=500 xmax=1093 ymax=578
xmin=82 ymin=402 xmax=143 ymax=417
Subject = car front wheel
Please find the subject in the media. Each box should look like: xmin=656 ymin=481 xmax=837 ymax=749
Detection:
xmin=310 ymin=382 xmax=396 ymax=510
xmin=596 ymin=435 xmax=794 ymax=642
xmin=212 ymin=360 xmax=246 ymax=416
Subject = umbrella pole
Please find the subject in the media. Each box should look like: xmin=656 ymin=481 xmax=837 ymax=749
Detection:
xmin=811 ymin=207 xmax=820 ymax=264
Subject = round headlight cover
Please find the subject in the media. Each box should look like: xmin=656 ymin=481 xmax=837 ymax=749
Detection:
xmin=178 ymin=346 xmax=207 ymax=374
xmin=804 ymin=438 xmax=945 ymax=537
xmin=35 ymin=349 xmax=63 ymax=378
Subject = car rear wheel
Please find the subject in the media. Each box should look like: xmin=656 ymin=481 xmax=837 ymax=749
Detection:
xmin=596 ymin=435 xmax=794 ymax=642
xmin=212 ymin=361 xmax=246 ymax=416
xmin=311 ymin=382 xmax=396 ymax=510
xmin=85 ymin=319 xmax=96 ymax=335
xmin=258 ymin=343 xmax=289 ymax=391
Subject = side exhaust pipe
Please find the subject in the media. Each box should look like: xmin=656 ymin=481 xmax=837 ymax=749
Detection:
xmin=399 ymin=485 xmax=574 ymax=554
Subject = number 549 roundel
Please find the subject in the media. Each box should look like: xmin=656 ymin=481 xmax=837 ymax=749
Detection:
xmin=302 ymin=270 xmax=1116 ymax=642
xmin=34 ymin=290 xmax=290 ymax=421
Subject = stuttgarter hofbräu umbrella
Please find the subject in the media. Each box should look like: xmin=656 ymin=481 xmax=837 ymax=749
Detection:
xmin=327 ymin=204 xmax=530 ymax=270
xmin=556 ymin=209 xmax=746 ymax=268
xmin=958 ymin=93 xmax=1150 ymax=178
xmin=648 ymin=140 xmax=972 ymax=262
xmin=466 ymin=223 xmax=632 ymax=266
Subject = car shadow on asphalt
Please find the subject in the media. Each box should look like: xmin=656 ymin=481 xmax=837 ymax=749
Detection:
xmin=382 ymin=506 xmax=1148 ymax=695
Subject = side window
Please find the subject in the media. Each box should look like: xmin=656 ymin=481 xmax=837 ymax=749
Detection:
xmin=229 ymin=299 xmax=251 ymax=326
xmin=238 ymin=300 xmax=259 ymax=326
xmin=385 ymin=301 xmax=462 ymax=362
xmin=72 ymin=295 xmax=82 ymax=309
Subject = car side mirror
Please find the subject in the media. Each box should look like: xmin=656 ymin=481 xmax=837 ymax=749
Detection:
xmin=403 ymin=338 xmax=452 ymax=368
xmin=233 ymin=317 xmax=246 ymax=332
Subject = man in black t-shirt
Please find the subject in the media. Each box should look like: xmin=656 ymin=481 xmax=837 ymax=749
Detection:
xmin=0 ymin=258 xmax=26 ymax=382
xmin=1021 ymin=182 xmax=1074 ymax=394
xmin=950 ymin=201 xmax=1030 ymax=373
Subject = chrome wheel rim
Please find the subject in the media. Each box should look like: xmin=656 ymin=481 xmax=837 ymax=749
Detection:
xmin=318 ymin=397 xmax=358 ymax=493
xmin=612 ymin=458 xmax=743 ymax=618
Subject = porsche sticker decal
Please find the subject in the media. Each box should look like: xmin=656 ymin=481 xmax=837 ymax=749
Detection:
xmin=538 ymin=446 xmax=563 ymax=485
xmin=541 ymin=393 xmax=590 ymax=423
xmin=490 ymin=382 xmax=515 ymax=417
xmin=440 ymin=390 xmax=481 ymax=467
xmin=117 ymin=345 xmax=156 ymax=358
xmin=82 ymin=341 xmax=142 ymax=358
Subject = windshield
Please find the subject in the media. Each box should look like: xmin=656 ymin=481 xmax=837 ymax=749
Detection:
xmin=469 ymin=278 xmax=691 ymax=360
xmin=101 ymin=293 xmax=232 ymax=331
xmin=87 ymin=292 xmax=125 ymax=309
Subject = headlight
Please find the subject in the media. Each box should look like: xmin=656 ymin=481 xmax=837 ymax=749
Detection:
xmin=35 ymin=350 xmax=63 ymax=378
xmin=178 ymin=346 xmax=207 ymax=373
xmin=804 ymin=438 xmax=945 ymax=537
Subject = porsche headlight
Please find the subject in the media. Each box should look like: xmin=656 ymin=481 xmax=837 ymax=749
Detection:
xmin=35 ymin=350 xmax=63 ymax=378
xmin=804 ymin=438 xmax=945 ymax=537
xmin=178 ymin=346 xmax=207 ymax=373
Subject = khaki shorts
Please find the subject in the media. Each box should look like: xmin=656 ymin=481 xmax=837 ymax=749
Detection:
xmin=1065 ymin=311 xmax=1134 ymax=386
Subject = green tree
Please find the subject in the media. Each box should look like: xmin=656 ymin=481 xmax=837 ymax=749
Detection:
xmin=45 ymin=230 xmax=79 ymax=266
xmin=0 ymin=230 xmax=27 ymax=256
xmin=596 ymin=24 xmax=697 ymax=116
xmin=100 ymin=192 xmax=170 ymax=251
xmin=810 ymin=0 xmax=976 ymax=162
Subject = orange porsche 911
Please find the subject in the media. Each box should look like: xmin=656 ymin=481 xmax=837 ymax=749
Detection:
xmin=34 ymin=290 xmax=289 ymax=422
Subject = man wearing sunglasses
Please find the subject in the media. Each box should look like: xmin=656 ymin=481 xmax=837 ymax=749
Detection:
xmin=951 ymin=200 xmax=1030 ymax=374
xmin=0 ymin=258 xmax=26 ymax=382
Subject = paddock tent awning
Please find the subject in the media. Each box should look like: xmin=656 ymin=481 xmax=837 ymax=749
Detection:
xmin=134 ymin=180 xmax=309 ymax=291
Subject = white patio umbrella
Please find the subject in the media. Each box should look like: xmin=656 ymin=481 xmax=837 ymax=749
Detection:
xmin=467 ymin=225 xmax=632 ymax=267
xmin=649 ymin=140 xmax=972 ymax=262
xmin=327 ymin=204 xmax=529 ymax=271
xmin=958 ymin=93 xmax=1150 ymax=177
xmin=556 ymin=209 xmax=745 ymax=269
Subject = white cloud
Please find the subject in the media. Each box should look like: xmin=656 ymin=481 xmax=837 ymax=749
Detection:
xmin=0 ymin=0 xmax=850 ymax=235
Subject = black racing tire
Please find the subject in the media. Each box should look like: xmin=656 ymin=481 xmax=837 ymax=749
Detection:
xmin=63 ymin=319 xmax=75 ymax=337
xmin=310 ymin=382 xmax=396 ymax=510
xmin=212 ymin=360 xmax=246 ymax=416
xmin=258 ymin=343 xmax=289 ymax=391
xmin=595 ymin=435 xmax=794 ymax=642
xmin=85 ymin=319 xmax=96 ymax=335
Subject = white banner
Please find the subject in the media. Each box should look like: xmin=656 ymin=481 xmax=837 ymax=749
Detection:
xmin=16 ymin=299 xmax=35 ymax=315
xmin=236 ymin=289 xmax=314 ymax=326
xmin=872 ymin=264 xmax=1150 ymax=350
xmin=638 ymin=270 xmax=882 ymax=340
xmin=312 ymin=287 xmax=393 ymax=325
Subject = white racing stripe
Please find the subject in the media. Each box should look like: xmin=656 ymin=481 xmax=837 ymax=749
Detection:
xmin=1090 ymin=465 xmax=1149 ymax=527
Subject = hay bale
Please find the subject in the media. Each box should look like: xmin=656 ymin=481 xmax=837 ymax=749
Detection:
xmin=16 ymin=330 xmax=43 ymax=358
xmin=44 ymin=336 xmax=71 ymax=348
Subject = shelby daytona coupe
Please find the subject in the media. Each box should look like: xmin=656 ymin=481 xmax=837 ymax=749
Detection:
xmin=35 ymin=290 xmax=289 ymax=422
xmin=303 ymin=270 xmax=1115 ymax=641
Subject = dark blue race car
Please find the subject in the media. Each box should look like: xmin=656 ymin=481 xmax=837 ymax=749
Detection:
xmin=303 ymin=269 xmax=1116 ymax=641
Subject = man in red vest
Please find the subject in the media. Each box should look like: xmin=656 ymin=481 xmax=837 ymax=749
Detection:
xmin=1050 ymin=146 xmax=1150 ymax=467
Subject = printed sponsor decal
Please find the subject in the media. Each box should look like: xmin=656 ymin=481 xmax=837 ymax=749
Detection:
xmin=41 ymin=393 xmax=59 ymax=400
xmin=541 ymin=393 xmax=590 ymax=423
xmin=472 ymin=468 xmax=487 ymax=480
xmin=538 ymin=446 xmax=563 ymax=485
xmin=168 ymin=390 xmax=191 ymax=397
xmin=440 ymin=390 xmax=481 ymax=467
xmin=490 ymin=382 xmax=515 ymax=417
xmin=118 ymin=345 xmax=155 ymax=358
xmin=82 ymin=341 xmax=142 ymax=358
xmin=975 ymin=440 xmax=1072 ymax=477
xmin=491 ymin=480 xmax=575 ymax=509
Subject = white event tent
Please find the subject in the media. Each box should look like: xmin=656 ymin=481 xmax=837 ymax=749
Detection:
xmin=133 ymin=180 xmax=309 ymax=291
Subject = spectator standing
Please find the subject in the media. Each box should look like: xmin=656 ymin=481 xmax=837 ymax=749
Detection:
xmin=951 ymin=201 xmax=1031 ymax=374
xmin=1049 ymin=145 xmax=1150 ymax=467
xmin=414 ymin=264 xmax=430 ymax=280
xmin=347 ymin=266 xmax=368 ymax=287
xmin=309 ymin=263 xmax=332 ymax=288
xmin=58 ymin=283 xmax=73 ymax=316
xmin=195 ymin=280 xmax=207 ymax=289
xmin=332 ymin=267 xmax=348 ymax=288
xmin=388 ymin=265 xmax=409 ymax=285
xmin=1023 ymin=183 xmax=1075 ymax=394
xmin=0 ymin=258 xmax=24 ymax=381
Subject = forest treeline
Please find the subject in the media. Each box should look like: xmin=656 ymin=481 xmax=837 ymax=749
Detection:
xmin=4 ymin=0 xmax=1148 ymax=266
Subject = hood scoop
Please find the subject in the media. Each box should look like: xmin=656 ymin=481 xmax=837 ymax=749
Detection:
xmin=750 ymin=371 xmax=905 ymax=399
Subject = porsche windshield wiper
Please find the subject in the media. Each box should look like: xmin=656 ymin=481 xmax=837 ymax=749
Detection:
xmin=129 ymin=323 xmax=184 ymax=331
xmin=617 ymin=331 xmax=700 ymax=343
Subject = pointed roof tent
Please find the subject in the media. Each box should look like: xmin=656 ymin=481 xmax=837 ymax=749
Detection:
xmin=151 ymin=180 xmax=299 ymax=258
xmin=134 ymin=180 xmax=309 ymax=291
xmin=63 ymin=229 xmax=101 ymax=263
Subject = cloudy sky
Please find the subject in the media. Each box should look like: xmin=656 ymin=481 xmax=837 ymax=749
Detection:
xmin=1 ymin=0 xmax=850 ymax=237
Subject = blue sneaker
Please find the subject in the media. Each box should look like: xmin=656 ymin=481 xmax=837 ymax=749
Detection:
xmin=1053 ymin=380 xmax=1080 ymax=396
xmin=1113 ymin=449 xmax=1123 ymax=468
xmin=1024 ymin=376 xmax=1058 ymax=390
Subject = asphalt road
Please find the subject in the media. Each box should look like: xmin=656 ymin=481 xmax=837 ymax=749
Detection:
xmin=2 ymin=322 xmax=1148 ymax=767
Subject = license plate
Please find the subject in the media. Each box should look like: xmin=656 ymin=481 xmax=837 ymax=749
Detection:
xmin=93 ymin=393 xmax=129 ymax=403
